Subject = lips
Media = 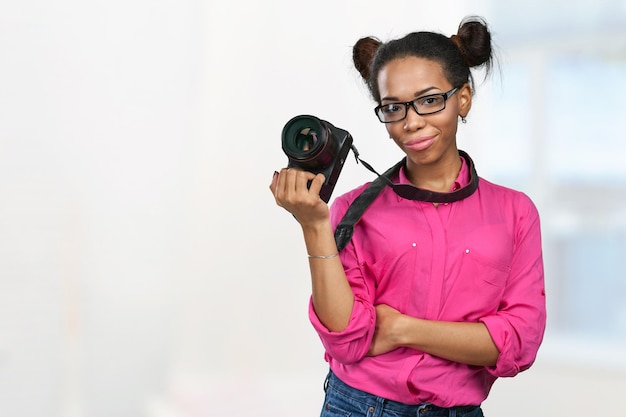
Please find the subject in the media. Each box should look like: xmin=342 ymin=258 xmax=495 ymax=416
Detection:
xmin=404 ymin=135 xmax=436 ymax=152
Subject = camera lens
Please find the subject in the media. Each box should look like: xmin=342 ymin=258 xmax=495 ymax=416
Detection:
xmin=282 ymin=115 xmax=337 ymax=169
xmin=282 ymin=116 xmax=324 ymax=158
xmin=294 ymin=127 xmax=318 ymax=152
xmin=281 ymin=114 xmax=353 ymax=202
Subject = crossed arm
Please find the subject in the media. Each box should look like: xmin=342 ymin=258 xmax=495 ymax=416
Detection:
xmin=271 ymin=168 xmax=500 ymax=367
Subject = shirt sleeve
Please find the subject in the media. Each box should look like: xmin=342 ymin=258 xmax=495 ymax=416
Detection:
xmin=307 ymin=192 xmax=377 ymax=365
xmin=480 ymin=193 xmax=547 ymax=377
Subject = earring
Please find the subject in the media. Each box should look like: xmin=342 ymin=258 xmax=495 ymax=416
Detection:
xmin=461 ymin=116 xmax=467 ymax=124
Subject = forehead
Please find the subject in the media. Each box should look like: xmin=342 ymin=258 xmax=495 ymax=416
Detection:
xmin=377 ymin=57 xmax=449 ymax=98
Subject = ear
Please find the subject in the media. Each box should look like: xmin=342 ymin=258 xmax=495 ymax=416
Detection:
xmin=458 ymin=83 xmax=472 ymax=118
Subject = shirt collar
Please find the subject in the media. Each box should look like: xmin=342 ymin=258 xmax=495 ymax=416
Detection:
xmin=397 ymin=154 xmax=469 ymax=193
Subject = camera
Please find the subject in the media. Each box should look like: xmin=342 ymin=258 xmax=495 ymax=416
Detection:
xmin=281 ymin=115 xmax=353 ymax=203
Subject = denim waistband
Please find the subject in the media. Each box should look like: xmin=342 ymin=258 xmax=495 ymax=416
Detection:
xmin=325 ymin=370 xmax=479 ymax=416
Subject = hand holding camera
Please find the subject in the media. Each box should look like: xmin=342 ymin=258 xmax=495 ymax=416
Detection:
xmin=280 ymin=115 xmax=353 ymax=203
xmin=270 ymin=115 xmax=353 ymax=226
xmin=270 ymin=167 xmax=329 ymax=227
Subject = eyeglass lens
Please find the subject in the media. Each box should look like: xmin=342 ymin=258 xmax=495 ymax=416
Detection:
xmin=377 ymin=95 xmax=446 ymax=122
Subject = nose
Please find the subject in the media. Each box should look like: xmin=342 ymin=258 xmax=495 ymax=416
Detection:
xmin=403 ymin=104 xmax=426 ymax=131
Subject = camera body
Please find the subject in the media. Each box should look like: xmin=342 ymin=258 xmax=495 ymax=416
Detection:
xmin=281 ymin=115 xmax=353 ymax=203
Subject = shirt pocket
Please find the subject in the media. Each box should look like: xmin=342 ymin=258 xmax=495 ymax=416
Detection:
xmin=464 ymin=246 xmax=512 ymax=287
xmin=360 ymin=247 xmax=417 ymax=310
xmin=446 ymin=247 xmax=512 ymax=320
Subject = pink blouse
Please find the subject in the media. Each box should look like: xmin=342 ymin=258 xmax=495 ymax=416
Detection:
xmin=309 ymin=156 xmax=546 ymax=407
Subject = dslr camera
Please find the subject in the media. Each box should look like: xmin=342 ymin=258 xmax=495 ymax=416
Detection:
xmin=281 ymin=115 xmax=353 ymax=203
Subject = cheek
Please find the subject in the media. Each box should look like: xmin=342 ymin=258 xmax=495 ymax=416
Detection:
xmin=386 ymin=123 xmax=404 ymax=141
xmin=446 ymin=115 xmax=461 ymax=133
xmin=435 ymin=112 xmax=460 ymax=134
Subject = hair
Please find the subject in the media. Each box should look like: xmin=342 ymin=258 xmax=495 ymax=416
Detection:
xmin=352 ymin=16 xmax=494 ymax=103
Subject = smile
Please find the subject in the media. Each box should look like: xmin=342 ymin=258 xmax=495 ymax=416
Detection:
xmin=404 ymin=135 xmax=436 ymax=152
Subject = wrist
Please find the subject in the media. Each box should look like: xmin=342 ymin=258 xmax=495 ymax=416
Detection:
xmin=300 ymin=218 xmax=332 ymax=235
xmin=300 ymin=219 xmax=338 ymax=258
xmin=395 ymin=314 xmax=419 ymax=347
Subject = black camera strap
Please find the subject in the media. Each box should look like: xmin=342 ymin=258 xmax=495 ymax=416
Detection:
xmin=334 ymin=147 xmax=479 ymax=251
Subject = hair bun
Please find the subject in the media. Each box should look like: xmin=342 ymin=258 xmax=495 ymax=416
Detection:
xmin=353 ymin=36 xmax=382 ymax=81
xmin=451 ymin=16 xmax=492 ymax=70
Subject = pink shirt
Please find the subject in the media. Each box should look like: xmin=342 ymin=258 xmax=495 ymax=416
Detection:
xmin=309 ymin=156 xmax=546 ymax=407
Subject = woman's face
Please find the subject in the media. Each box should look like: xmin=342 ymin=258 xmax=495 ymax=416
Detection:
xmin=376 ymin=56 xmax=472 ymax=167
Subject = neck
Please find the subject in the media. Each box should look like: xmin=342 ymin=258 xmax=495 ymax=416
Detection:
xmin=405 ymin=150 xmax=462 ymax=193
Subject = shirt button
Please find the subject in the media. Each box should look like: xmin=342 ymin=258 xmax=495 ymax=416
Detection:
xmin=412 ymin=243 xmax=417 ymax=247
xmin=465 ymin=249 xmax=470 ymax=254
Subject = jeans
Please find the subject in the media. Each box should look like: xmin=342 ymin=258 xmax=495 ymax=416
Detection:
xmin=320 ymin=371 xmax=484 ymax=417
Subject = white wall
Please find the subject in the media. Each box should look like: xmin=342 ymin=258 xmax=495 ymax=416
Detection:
xmin=1 ymin=1 xmax=624 ymax=417
xmin=0 ymin=1 xmax=203 ymax=416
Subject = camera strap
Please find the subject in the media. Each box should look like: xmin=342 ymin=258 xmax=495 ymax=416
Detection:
xmin=334 ymin=148 xmax=479 ymax=251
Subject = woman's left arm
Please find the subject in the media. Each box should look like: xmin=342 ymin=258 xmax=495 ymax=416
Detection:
xmin=369 ymin=194 xmax=546 ymax=372
xmin=367 ymin=304 xmax=500 ymax=366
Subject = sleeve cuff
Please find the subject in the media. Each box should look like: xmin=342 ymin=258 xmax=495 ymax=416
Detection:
xmin=308 ymin=295 xmax=376 ymax=364
xmin=480 ymin=315 xmax=522 ymax=377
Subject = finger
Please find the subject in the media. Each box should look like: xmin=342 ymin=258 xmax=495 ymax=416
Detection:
xmin=269 ymin=171 xmax=279 ymax=194
xmin=293 ymin=170 xmax=318 ymax=195
xmin=270 ymin=168 xmax=287 ymax=206
xmin=283 ymin=168 xmax=299 ymax=199
xmin=306 ymin=173 xmax=326 ymax=197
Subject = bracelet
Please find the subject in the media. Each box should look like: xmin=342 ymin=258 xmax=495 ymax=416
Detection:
xmin=308 ymin=252 xmax=339 ymax=259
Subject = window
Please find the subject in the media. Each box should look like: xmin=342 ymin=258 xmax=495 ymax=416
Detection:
xmin=485 ymin=2 xmax=626 ymax=356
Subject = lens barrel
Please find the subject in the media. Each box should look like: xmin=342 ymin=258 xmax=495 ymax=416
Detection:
xmin=282 ymin=115 xmax=338 ymax=170
xmin=281 ymin=114 xmax=353 ymax=202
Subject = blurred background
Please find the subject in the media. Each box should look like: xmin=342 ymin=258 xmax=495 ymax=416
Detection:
xmin=1 ymin=0 xmax=625 ymax=416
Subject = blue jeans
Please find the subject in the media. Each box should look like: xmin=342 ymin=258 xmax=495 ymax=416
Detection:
xmin=320 ymin=371 xmax=484 ymax=417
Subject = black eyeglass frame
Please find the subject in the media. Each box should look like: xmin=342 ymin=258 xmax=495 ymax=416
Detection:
xmin=374 ymin=87 xmax=459 ymax=123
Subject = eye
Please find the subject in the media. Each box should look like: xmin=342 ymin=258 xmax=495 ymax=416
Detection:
xmin=418 ymin=95 xmax=444 ymax=108
xmin=380 ymin=103 xmax=403 ymax=114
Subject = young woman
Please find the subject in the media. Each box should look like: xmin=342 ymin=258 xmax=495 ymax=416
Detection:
xmin=270 ymin=16 xmax=546 ymax=417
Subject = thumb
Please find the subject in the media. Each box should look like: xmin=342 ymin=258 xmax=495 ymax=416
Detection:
xmin=307 ymin=173 xmax=326 ymax=196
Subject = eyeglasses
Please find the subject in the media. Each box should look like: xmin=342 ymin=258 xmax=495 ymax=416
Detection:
xmin=374 ymin=87 xmax=459 ymax=123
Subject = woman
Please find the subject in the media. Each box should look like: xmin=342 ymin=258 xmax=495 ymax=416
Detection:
xmin=270 ymin=16 xmax=546 ymax=417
